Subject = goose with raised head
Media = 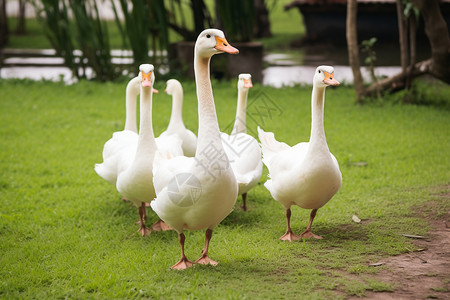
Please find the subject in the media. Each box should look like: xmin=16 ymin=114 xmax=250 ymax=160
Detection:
xmin=258 ymin=65 xmax=342 ymax=241
xmin=158 ymin=79 xmax=197 ymax=157
xmin=114 ymin=64 xmax=165 ymax=237
xmin=221 ymin=74 xmax=262 ymax=211
xmin=95 ymin=76 xmax=165 ymax=185
xmin=151 ymin=29 xmax=239 ymax=270
xmin=95 ymin=82 xmax=182 ymax=187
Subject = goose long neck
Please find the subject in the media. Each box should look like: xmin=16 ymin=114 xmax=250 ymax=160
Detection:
xmin=136 ymin=85 xmax=157 ymax=155
xmin=232 ymin=88 xmax=248 ymax=134
xmin=195 ymin=55 xmax=222 ymax=153
xmin=124 ymin=77 xmax=139 ymax=133
xmin=309 ymin=85 xmax=328 ymax=150
xmin=167 ymin=89 xmax=185 ymax=131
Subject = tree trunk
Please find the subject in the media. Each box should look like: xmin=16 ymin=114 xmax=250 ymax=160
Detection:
xmin=16 ymin=0 xmax=26 ymax=35
xmin=0 ymin=0 xmax=8 ymax=47
xmin=406 ymin=16 xmax=417 ymax=90
xmin=253 ymin=0 xmax=272 ymax=38
xmin=396 ymin=0 xmax=408 ymax=74
xmin=362 ymin=0 xmax=450 ymax=97
xmin=411 ymin=0 xmax=450 ymax=83
xmin=346 ymin=0 xmax=364 ymax=103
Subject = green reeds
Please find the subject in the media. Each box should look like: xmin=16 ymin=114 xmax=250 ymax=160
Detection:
xmin=35 ymin=0 xmax=78 ymax=77
xmin=111 ymin=0 xmax=169 ymax=72
xmin=35 ymin=0 xmax=116 ymax=81
xmin=216 ymin=0 xmax=254 ymax=42
xmin=70 ymin=0 xmax=116 ymax=81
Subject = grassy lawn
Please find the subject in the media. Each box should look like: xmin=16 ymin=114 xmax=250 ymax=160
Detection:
xmin=0 ymin=76 xmax=449 ymax=298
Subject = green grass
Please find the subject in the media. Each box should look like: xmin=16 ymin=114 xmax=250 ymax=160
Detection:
xmin=0 ymin=77 xmax=449 ymax=299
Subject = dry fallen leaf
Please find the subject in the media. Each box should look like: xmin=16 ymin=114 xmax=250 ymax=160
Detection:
xmin=352 ymin=215 xmax=361 ymax=223
xmin=402 ymin=234 xmax=426 ymax=239
xmin=369 ymin=262 xmax=384 ymax=267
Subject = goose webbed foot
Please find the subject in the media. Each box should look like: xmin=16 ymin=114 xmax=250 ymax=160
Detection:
xmin=280 ymin=208 xmax=300 ymax=242
xmin=171 ymin=256 xmax=194 ymax=270
xmin=280 ymin=229 xmax=301 ymax=242
xmin=194 ymin=229 xmax=218 ymax=266
xmin=299 ymin=229 xmax=323 ymax=239
xmin=137 ymin=225 xmax=151 ymax=237
xmin=152 ymin=219 xmax=173 ymax=231
xmin=137 ymin=202 xmax=151 ymax=237
xmin=195 ymin=254 xmax=218 ymax=266
xmin=172 ymin=233 xmax=194 ymax=270
xmin=299 ymin=208 xmax=322 ymax=239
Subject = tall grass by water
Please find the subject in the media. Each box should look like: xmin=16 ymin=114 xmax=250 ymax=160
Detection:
xmin=0 ymin=77 xmax=449 ymax=298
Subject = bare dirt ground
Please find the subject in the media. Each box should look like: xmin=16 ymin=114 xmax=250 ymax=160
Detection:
xmin=352 ymin=187 xmax=450 ymax=300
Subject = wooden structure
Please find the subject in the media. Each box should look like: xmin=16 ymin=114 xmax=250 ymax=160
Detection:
xmin=285 ymin=0 xmax=450 ymax=44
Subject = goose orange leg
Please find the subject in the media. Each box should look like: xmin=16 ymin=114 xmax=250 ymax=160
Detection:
xmin=299 ymin=209 xmax=323 ymax=239
xmin=137 ymin=202 xmax=151 ymax=237
xmin=241 ymin=192 xmax=248 ymax=211
xmin=172 ymin=233 xmax=194 ymax=270
xmin=280 ymin=208 xmax=301 ymax=242
xmin=195 ymin=229 xmax=218 ymax=266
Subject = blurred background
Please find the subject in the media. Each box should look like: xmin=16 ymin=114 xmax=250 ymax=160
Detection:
xmin=0 ymin=0 xmax=449 ymax=92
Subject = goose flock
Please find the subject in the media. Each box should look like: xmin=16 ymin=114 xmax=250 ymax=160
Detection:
xmin=95 ymin=28 xmax=342 ymax=270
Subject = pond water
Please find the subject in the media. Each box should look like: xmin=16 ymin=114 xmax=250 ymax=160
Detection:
xmin=1 ymin=48 xmax=403 ymax=87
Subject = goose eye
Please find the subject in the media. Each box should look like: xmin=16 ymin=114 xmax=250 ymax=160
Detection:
xmin=318 ymin=70 xmax=321 ymax=73
xmin=206 ymin=34 xmax=211 ymax=38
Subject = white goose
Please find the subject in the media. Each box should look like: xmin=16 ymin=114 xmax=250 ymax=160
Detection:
xmin=151 ymin=29 xmax=239 ymax=270
xmin=95 ymin=76 xmax=177 ymax=185
xmin=258 ymin=65 xmax=342 ymax=241
xmin=220 ymin=74 xmax=262 ymax=211
xmin=95 ymin=76 xmax=140 ymax=185
xmin=114 ymin=64 xmax=167 ymax=236
xmin=158 ymin=79 xmax=197 ymax=157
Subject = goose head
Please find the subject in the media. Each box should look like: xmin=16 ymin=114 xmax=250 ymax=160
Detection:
xmin=164 ymin=79 xmax=182 ymax=96
xmin=238 ymin=73 xmax=253 ymax=90
xmin=195 ymin=29 xmax=239 ymax=58
xmin=313 ymin=66 xmax=340 ymax=88
xmin=139 ymin=64 xmax=155 ymax=88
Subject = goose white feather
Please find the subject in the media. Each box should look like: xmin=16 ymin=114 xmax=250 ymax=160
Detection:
xmin=158 ymin=79 xmax=197 ymax=157
xmin=220 ymin=73 xmax=262 ymax=211
xmin=151 ymin=29 xmax=239 ymax=270
xmin=258 ymin=65 xmax=342 ymax=241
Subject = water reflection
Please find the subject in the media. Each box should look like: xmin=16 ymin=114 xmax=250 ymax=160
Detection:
xmin=1 ymin=49 xmax=402 ymax=87
xmin=262 ymin=47 xmax=404 ymax=87
xmin=263 ymin=64 xmax=401 ymax=88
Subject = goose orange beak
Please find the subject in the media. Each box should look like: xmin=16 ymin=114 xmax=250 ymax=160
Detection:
xmin=323 ymin=72 xmax=340 ymax=86
xmin=215 ymin=37 xmax=239 ymax=54
xmin=243 ymin=79 xmax=253 ymax=88
xmin=152 ymin=88 xmax=159 ymax=94
xmin=141 ymin=71 xmax=152 ymax=87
